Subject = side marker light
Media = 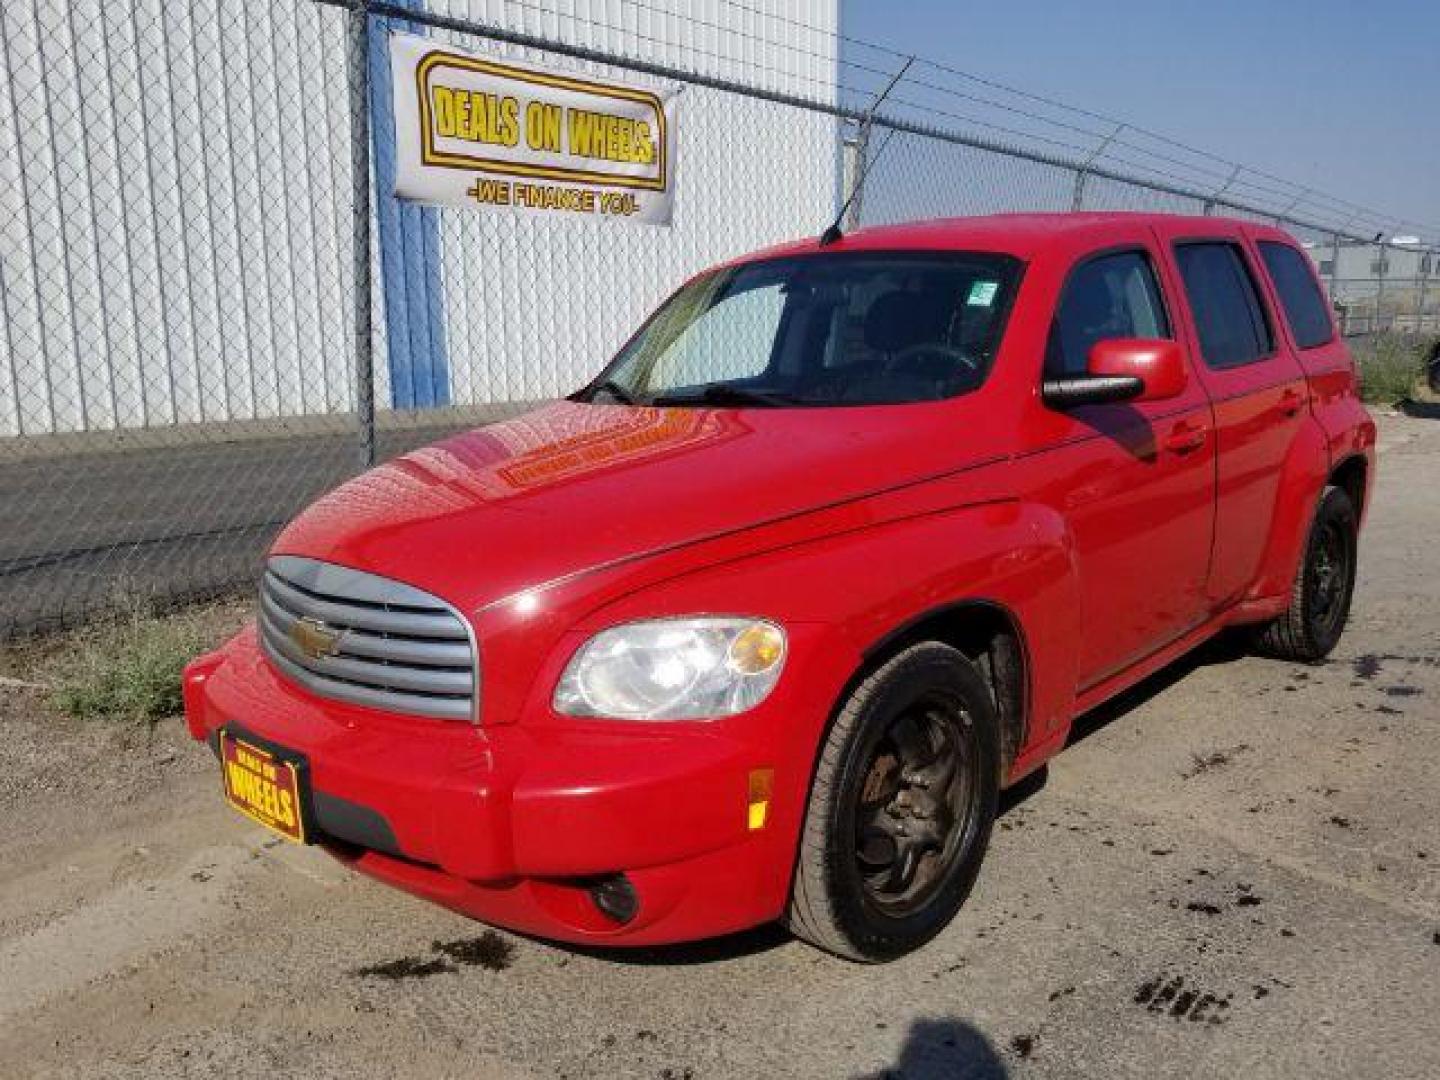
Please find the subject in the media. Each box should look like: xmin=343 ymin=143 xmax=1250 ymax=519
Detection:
xmin=748 ymin=767 xmax=775 ymax=831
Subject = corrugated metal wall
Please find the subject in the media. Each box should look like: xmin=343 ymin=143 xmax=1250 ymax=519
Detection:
xmin=0 ymin=0 xmax=839 ymax=437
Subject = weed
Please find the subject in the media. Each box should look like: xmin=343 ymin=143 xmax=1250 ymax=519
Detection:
xmin=50 ymin=605 xmax=219 ymax=726
xmin=1353 ymin=334 xmax=1432 ymax=405
xmin=1181 ymin=742 xmax=1250 ymax=779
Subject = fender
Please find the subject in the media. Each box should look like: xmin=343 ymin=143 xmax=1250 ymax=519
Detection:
xmin=552 ymin=495 xmax=1082 ymax=767
xmin=1244 ymin=415 xmax=1332 ymax=606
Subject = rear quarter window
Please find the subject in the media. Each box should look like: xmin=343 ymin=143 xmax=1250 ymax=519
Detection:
xmin=1174 ymin=242 xmax=1274 ymax=370
xmin=1258 ymin=241 xmax=1335 ymax=349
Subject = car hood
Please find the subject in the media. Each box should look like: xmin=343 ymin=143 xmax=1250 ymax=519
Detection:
xmin=272 ymin=399 xmax=993 ymax=613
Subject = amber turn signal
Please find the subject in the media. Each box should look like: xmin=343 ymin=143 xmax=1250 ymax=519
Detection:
xmin=747 ymin=767 xmax=775 ymax=831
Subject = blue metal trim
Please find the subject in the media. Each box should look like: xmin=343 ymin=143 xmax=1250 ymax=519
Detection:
xmin=368 ymin=2 xmax=450 ymax=409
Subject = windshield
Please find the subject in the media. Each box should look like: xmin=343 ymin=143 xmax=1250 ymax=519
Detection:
xmin=578 ymin=252 xmax=1024 ymax=407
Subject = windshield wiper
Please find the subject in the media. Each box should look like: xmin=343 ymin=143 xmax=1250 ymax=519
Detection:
xmin=650 ymin=384 xmax=801 ymax=408
xmin=584 ymin=379 xmax=638 ymax=405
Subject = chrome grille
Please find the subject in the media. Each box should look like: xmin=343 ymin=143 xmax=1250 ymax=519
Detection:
xmin=258 ymin=555 xmax=476 ymax=721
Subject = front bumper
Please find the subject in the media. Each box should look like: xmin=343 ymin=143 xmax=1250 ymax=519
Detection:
xmin=183 ymin=624 xmax=815 ymax=945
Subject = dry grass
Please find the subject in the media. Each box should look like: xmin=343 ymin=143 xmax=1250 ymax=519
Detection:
xmin=5 ymin=599 xmax=250 ymax=727
xmin=1354 ymin=333 xmax=1437 ymax=406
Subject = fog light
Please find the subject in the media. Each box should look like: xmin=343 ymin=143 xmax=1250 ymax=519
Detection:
xmin=589 ymin=874 xmax=639 ymax=925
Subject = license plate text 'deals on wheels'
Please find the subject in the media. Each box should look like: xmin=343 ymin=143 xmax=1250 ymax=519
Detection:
xmin=219 ymin=731 xmax=308 ymax=844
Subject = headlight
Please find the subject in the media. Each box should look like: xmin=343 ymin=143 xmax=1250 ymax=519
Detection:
xmin=553 ymin=617 xmax=786 ymax=720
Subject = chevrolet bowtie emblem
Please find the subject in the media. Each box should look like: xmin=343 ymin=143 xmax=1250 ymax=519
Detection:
xmin=290 ymin=617 xmax=343 ymax=660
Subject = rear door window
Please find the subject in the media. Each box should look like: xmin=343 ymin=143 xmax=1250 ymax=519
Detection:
xmin=1046 ymin=250 xmax=1171 ymax=377
xmin=1174 ymin=242 xmax=1274 ymax=370
xmin=1258 ymin=241 xmax=1335 ymax=349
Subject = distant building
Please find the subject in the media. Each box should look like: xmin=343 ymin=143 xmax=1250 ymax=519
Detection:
xmin=1307 ymin=240 xmax=1434 ymax=284
xmin=1303 ymin=240 xmax=1436 ymax=333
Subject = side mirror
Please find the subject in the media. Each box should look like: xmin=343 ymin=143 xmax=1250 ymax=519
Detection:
xmin=1042 ymin=338 xmax=1187 ymax=408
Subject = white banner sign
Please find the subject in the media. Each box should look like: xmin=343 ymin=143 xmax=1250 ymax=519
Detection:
xmin=390 ymin=33 xmax=678 ymax=226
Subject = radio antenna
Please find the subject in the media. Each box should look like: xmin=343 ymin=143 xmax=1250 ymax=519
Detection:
xmin=820 ymin=56 xmax=913 ymax=246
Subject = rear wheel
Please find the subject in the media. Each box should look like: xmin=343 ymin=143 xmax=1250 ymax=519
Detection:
xmin=785 ymin=642 xmax=999 ymax=962
xmin=1252 ymin=485 xmax=1358 ymax=662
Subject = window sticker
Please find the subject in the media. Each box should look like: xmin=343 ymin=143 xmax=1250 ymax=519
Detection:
xmin=967 ymin=280 xmax=999 ymax=307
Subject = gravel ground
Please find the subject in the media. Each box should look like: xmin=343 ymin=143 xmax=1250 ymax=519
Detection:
xmin=0 ymin=414 xmax=1436 ymax=1080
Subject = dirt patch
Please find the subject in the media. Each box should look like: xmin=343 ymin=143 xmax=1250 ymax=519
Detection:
xmin=1382 ymin=685 xmax=1422 ymax=698
xmin=1352 ymin=655 xmax=1384 ymax=680
xmin=353 ymin=955 xmax=456 ymax=980
xmin=353 ymin=931 xmax=516 ymax=980
xmin=1350 ymin=653 xmax=1440 ymax=681
xmin=1181 ymin=743 xmax=1250 ymax=779
xmin=1133 ymin=975 xmax=1233 ymax=1024
xmin=434 ymin=932 xmax=515 ymax=971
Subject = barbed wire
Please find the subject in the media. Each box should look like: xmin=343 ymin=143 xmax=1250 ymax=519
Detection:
xmin=693 ymin=0 xmax=1440 ymax=244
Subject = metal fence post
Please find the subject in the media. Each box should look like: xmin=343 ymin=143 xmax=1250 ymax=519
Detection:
xmin=1328 ymin=234 xmax=1341 ymax=295
xmin=843 ymin=121 xmax=870 ymax=231
xmin=1277 ymin=186 xmax=1308 ymax=229
xmin=1416 ymin=273 xmax=1427 ymax=333
xmin=1072 ymin=123 xmax=1123 ymax=212
xmin=1203 ymin=165 xmax=1241 ymax=217
xmin=1375 ymin=241 xmax=1387 ymax=334
xmin=1328 ymin=233 xmax=1343 ymax=334
xmin=839 ymin=57 xmax=912 ymax=231
xmin=348 ymin=0 xmax=376 ymax=470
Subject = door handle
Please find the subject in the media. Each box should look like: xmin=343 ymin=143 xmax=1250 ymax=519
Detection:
xmin=1278 ymin=388 xmax=1305 ymax=418
xmin=1163 ymin=421 xmax=1208 ymax=455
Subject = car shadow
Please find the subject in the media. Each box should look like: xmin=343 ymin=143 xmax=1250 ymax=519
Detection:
xmin=537 ymin=920 xmax=794 ymax=967
xmin=1400 ymin=398 xmax=1440 ymax=420
xmin=865 ymin=1017 xmax=1010 ymax=1079
xmin=992 ymin=633 xmax=1252 ymax=823
xmin=1070 ymin=401 xmax=1159 ymax=461
xmin=1064 ymin=631 xmax=1251 ymax=750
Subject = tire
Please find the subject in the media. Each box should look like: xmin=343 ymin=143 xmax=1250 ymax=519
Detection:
xmin=1251 ymin=485 xmax=1358 ymax=662
xmin=1427 ymin=342 xmax=1440 ymax=396
xmin=785 ymin=642 xmax=999 ymax=962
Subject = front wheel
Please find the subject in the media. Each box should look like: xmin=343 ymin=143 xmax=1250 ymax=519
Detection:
xmin=785 ymin=642 xmax=999 ymax=962
xmin=1252 ymin=485 xmax=1358 ymax=662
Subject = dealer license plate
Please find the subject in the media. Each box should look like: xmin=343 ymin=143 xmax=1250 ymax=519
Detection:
xmin=219 ymin=729 xmax=309 ymax=844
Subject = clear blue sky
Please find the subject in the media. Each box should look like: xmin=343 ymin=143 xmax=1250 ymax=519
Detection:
xmin=841 ymin=0 xmax=1439 ymax=232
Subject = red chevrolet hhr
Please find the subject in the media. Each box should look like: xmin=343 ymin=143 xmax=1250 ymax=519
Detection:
xmin=185 ymin=213 xmax=1374 ymax=961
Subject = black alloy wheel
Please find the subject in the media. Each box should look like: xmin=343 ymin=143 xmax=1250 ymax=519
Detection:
xmin=787 ymin=642 xmax=1000 ymax=962
xmin=853 ymin=694 xmax=982 ymax=917
xmin=1252 ymin=484 xmax=1359 ymax=662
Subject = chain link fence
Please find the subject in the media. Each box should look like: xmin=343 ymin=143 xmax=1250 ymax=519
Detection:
xmin=2 ymin=0 xmax=1436 ymax=639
